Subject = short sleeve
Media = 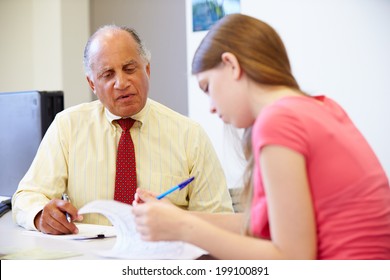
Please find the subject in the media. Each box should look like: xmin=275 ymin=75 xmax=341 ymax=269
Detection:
xmin=252 ymin=104 xmax=310 ymax=157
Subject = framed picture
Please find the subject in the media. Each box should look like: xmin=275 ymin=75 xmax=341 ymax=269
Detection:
xmin=192 ymin=0 xmax=241 ymax=32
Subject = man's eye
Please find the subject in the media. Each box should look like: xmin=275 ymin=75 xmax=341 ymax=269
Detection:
xmin=102 ymin=72 xmax=112 ymax=78
xmin=125 ymin=67 xmax=136 ymax=73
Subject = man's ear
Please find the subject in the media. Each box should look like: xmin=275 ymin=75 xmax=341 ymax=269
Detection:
xmin=86 ymin=76 xmax=96 ymax=94
xmin=221 ymin=52 xmax=242 ymax=80
xmin=145 ymin=63 xmax=151 ymax=78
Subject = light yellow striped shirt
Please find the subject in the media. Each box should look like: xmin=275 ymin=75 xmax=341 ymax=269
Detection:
xmin=12 ymin=99 xmax=233 ymax=229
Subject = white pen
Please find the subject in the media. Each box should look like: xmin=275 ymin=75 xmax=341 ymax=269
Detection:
xmin=61 ymin=193 xmax=71 ymax=223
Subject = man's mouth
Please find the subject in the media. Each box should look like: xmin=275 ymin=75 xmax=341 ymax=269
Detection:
xmin=117 ymin=94 xmax=133 ymax=100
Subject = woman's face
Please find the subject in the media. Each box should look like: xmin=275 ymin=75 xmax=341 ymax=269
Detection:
xmin=196 ymin=63 xmax=254 ymax=128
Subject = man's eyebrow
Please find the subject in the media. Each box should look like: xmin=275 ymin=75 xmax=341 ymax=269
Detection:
xmin=123 ymin=59 xmax=138 ymax=67
xmin=96 ymin=66 xmax=112 ymax=76
xmin=95 ymin=59 xmax=139 ymax=76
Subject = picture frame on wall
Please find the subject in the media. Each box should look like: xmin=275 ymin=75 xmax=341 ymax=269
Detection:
xmin=192 ymin=0 xmax=241 ymax=32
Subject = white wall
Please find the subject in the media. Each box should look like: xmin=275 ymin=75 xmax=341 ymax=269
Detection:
xmin=0 ymin=0 xmax=91 ymax=108
xmin=186 ymin=0 xmax=390 ymax=188
xmin=61 ymin=0 xmax=91 ymax=108
xmin=1 ymin=1 xmax=389 ymax=186
xmin=0 ymin=0 xmax=35 ymax=91
xmin=186 ymin=0 xmax=247 ymax=188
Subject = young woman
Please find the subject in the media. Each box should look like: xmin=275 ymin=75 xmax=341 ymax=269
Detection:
xmin=132 ymin=13 xmax=390 ymax=259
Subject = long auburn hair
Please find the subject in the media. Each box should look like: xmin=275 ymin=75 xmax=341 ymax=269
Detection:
xmin=192 ymin=13 xmax=301 ymax=235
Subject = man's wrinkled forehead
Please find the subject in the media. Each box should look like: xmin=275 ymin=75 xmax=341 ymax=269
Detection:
xmin=88 ymin=31 xmax=138 ymax=67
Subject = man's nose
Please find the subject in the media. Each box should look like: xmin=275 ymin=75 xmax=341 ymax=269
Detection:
xmin=114 ymin=72 xmax=130 ymax=89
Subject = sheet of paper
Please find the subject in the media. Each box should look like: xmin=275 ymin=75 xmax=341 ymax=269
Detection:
xmin=23 ymin=223 xmax=116 ymax=240
xmin=78 ymin=200 xmax=207 ymax=259
xmin=0 ymin=196 xmax=11 ymax=202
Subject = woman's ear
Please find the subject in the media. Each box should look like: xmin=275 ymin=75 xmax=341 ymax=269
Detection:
xmin=221 ymin=52 xmax=242 ymax=80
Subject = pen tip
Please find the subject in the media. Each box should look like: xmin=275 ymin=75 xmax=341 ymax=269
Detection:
xmin=179 ymin=177 xmax=194 ymax=189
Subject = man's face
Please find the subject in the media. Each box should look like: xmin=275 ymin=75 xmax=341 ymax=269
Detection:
xmin=86 ymin=30 xmax=150 ymax=117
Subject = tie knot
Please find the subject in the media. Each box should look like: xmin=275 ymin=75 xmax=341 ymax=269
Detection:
xmin=117 ymin=118 xmax=135 ymax=132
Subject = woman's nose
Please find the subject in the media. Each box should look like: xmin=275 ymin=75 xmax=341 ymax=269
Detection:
xmin=209 ymin=100 xmax=217 ymax=114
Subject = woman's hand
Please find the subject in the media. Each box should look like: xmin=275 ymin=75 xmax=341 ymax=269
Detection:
xmin=132 ymin=188 xmax=173 ymax=206
xmin=132 ymin=190 xmax=189 ymax=242
xmin=132 ymin=188 xmax=158 ymax=206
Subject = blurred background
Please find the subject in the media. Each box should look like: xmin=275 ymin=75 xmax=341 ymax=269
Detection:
xmin=1 ymin=0 xmax=389 ymax=188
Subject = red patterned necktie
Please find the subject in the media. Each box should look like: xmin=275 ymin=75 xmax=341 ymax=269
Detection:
xmin=114 ymin=118 xmax=137 ymax=204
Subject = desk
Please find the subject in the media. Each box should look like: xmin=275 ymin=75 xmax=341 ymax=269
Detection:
xmin=0 ymin=211 xmax=214 ymax=260
xmin=0 ymin=211 xmax=116 ymax=259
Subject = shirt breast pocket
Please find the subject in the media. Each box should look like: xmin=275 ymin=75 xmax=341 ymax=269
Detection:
xmin=147 ymin=173 xmax=190 ymax=208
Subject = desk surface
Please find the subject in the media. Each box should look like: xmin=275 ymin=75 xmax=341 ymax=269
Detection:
xmin=0 ymin=211 xmax=214 ymax=260
xmin=0 ymin=211 xmax=116 ymax=259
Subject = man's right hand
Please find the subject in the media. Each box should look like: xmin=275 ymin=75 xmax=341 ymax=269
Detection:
xmin=34 ymin=198 xmax=83 ymax=235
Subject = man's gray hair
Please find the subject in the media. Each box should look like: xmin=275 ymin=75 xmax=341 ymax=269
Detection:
xmin=83 ymin=25 xmax=151 ymax=75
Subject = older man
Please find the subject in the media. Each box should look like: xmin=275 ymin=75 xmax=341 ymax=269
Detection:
xmin=12 ymin=25 xmax=233 ymax=235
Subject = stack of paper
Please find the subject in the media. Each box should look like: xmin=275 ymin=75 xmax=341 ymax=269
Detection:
xmin=79 ymin=200 xmax=206 ymax=259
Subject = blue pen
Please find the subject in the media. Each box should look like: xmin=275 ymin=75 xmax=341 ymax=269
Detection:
xmin=157 ymin=177 xmax=195 ymax=200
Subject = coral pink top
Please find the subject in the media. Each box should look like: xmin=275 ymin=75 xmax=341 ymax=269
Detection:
xmin=251 ymin=95 xmax=390 ymax=259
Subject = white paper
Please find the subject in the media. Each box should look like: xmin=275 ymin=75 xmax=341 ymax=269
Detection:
xmin=0 ymin=196 xmax=11 ymax=202
xmin=23 ymin=223 xmax=116 ymax=240
xmin=78 ymin=200 xmax=207 ymax=259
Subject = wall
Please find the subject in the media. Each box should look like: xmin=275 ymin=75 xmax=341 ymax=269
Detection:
xmin=90 ymin=0 xmax=188 ymax=115
xmin=1 ymin=1 xmax=389 ymax=187
xmin=1 ymin=0 xmax=38 ymax=92
xmin=61 ymin=0 xmax=91 ymax=108
xmin=186 ymin=0 xmax=390 ymax=187
xmin=0 ymin=0 xmax=186 ymax=111
xmin=0 ymin=0 xmax=91 ymax=108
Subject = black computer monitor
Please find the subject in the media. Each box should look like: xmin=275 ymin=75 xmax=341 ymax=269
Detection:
xmin=0 ymin=90 xmax=64 ymax=197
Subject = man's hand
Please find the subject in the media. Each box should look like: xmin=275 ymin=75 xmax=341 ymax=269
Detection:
xmin=34 ymin=198 xmax=83 ymax=235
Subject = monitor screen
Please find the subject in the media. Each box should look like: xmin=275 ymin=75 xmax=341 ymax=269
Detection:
xmin=0 ymin=90 xmax=63 ymax=197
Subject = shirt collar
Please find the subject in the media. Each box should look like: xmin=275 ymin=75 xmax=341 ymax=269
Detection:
xmin=104 ymin=98 xmax=151 ymax=127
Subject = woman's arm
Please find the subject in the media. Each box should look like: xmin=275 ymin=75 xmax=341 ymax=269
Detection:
xmin=133 ymin=145 xmax=316 ymax=259
xmin=134 ymin=188 xmax=244 ymax=233
xmin=260 ymin=145 xmax=317 ymax=259
xmin=190 ymin=212 xmax=244 ymax=234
